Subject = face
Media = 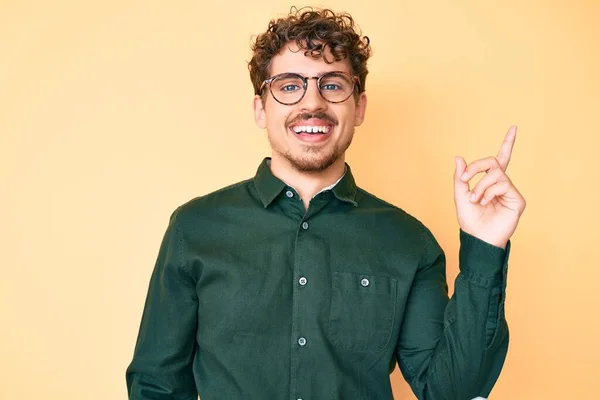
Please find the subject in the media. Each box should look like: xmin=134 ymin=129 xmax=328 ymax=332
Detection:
xmin=253 ymin=43 xmax=367 ymax=174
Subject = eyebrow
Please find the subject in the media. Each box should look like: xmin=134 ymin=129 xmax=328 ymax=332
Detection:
xmin=272 ymin=71 xmax=351 ymax=77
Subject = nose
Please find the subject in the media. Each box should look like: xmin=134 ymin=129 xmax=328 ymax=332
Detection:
xmin=298 ymin=78 xmax=327 ymax=111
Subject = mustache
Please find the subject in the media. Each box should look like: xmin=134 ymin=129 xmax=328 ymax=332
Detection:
xmin=288 ymin=112 xmax=338 ymax=126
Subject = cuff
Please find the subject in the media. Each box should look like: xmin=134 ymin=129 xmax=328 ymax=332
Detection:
xmin=459 ymin=229 xmax=510 ymax=284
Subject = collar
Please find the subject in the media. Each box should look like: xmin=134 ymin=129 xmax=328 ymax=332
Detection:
xmin=253 ymin=157 xmax=359 ymax=208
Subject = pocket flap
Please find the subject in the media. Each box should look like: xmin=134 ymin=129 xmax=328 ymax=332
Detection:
xmin=333 ymin=272 xmax=397 ymax=295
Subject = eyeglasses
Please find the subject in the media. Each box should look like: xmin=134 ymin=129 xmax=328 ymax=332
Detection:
xmin=260 ymin=71 xmax=359 ymax=105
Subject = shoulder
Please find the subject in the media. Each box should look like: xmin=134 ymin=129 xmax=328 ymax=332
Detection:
xmin=355 ymin=186 xmax=425 ymax=229
xmin=169 ymin=177 xmax=256 ymax=223
xmin=354 ymin=186 xmax=442 ymax=252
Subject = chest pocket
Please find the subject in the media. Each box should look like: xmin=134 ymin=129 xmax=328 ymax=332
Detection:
xmin=328 ymin=272 xmax=397 ymax=353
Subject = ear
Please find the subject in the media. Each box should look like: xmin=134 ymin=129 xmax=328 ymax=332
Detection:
xmin=253 ymin=95 xmax=267 ymax=129
xmin=354 ymin=92 xmax=367 ymax=127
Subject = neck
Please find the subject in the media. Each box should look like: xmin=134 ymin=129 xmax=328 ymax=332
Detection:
xmin=269 ymin=155 xmax=346 ymax=209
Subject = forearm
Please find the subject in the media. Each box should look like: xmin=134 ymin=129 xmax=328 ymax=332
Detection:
xmin=400 ymin=229 xmax=510 ymax=400
xmin=126 ymin=211 xmax=199 ymax=399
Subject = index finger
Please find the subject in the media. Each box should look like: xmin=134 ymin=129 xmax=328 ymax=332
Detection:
xmin=496 ymin=126 xmax=517 ymax=171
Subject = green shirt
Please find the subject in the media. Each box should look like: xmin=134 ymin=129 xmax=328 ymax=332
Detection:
xmin=126 ymin=158 xmax=510 ymax=400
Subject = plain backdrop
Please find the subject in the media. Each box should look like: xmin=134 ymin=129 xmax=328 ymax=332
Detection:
xmin=1 ymin=0 xmax=599 ymax=398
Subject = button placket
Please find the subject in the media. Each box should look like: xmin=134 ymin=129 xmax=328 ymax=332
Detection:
xmin=292 ymin=215 xmax=314 ymax=399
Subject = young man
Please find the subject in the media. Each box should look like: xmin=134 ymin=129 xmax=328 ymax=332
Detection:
xmin=126 ymin=7 xmax=526 ymax=400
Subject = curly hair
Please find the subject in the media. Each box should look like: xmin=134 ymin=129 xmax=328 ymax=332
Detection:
xmin=248 ymin=7 xmax=372 ymax=100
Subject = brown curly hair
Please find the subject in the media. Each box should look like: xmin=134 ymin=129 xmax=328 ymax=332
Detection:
xmin=248 ymin=7 xmax=372 ymax=101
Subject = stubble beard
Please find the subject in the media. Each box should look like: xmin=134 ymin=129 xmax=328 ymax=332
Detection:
xmin=270 ymin=128 xmax=354 ymax=173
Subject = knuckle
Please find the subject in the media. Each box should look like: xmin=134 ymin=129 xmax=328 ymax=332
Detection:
xmin=491 ymin=169 xmax=504 ymax=179
xmin=499 ymin=176 xmax=510 ymax=186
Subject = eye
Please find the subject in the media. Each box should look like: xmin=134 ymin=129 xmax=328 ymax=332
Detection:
xmin=320 ymin=73 xmax=351 ymax=92
xmin=272 ymin=74 xmax=304 ymax=94
xmin=281 ymin=84 xmax=301 ymax=92
xmin=321 ymin=83 xmax=342 ymax=91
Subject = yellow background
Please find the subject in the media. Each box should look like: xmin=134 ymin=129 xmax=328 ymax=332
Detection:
xmin=1 ymin=0 xmax=599 ymax=398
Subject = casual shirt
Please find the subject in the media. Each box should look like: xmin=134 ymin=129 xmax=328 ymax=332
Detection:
xmin=126 ymin=157 xmax=510 ymax=400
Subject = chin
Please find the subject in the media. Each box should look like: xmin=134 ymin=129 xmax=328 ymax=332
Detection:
xmin=286 ymin=153 xmax=340 ymax=173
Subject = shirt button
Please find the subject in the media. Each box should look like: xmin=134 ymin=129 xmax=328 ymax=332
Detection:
xmin=286 ymin=190 xmax=294 ymax=198
xmin=302 ymin=222 xmax=309 ymax=230
xmin=361 ymin=278 xmax=370 ymax=287
xmin=299 ymin=277 xmax=307 ymax=286
xmin=298 ymin=337 xmax=307 ymax=346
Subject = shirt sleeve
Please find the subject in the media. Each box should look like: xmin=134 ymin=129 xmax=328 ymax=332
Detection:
xmin=126 ymin=209 xmax=199 ymax=400
xmin=396 ymin=227 xmax=510 ymax=400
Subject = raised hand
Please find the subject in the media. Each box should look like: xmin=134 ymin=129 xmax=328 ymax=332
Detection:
xmin=453 ymin=126 xmax=526 ymax=249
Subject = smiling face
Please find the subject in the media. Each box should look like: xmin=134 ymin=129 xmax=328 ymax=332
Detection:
xmin=253 ymin=43 xmax=367 ymax=174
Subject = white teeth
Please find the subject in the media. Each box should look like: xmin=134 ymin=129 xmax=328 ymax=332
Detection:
xmin=292 ymin=125 xmax=331 ymax=133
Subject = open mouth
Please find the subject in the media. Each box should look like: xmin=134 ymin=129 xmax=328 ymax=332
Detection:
xmin=287 ymin=117 xmax=336 ymax=143
xmin=291 ymin=125 xmax=332 ymax=135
